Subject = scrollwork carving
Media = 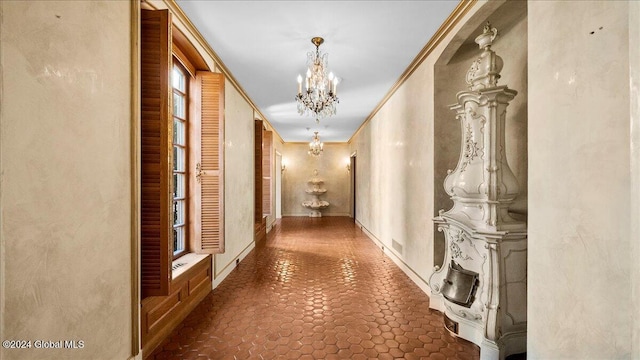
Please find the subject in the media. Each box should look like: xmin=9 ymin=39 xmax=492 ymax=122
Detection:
xmin=445 ymin=304 xmax=483 ymax=321
xmin=450 ymin=242 xmax=472 ymax=261
xmin=465 ymin=58 xmax=481 ymax=88
xmin=460 ymin=124 xmax=481 ymax=173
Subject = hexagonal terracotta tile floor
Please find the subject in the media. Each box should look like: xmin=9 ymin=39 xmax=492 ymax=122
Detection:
xmin=150 ymin=217 xmax=480 ymax=359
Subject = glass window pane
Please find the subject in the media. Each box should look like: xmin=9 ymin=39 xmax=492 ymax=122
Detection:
xmin=173 ymin=173 xmax=184 ymax=199
xmin=173 ymin=173 xmax=177 ymax=198
xmin=172 ymin=68 xmax=179 ymax=89
xmin=173 ymin=227 xmax=184 ymax=254
xmin=173 ymin=228 xmax=178 ymax=253
xmin=173 ymin=146 xmax=177 ymax=171
xmin=173 ymin=92 xmax=185 ymax=119
xmin=173 ymin=146 xmax=185 ymax=172
xmin=172 ymin=67 xmax=185 ymax=92
xmin=173 ymin=201 xmax=178 ymax=225
xmin=173 ymin=118 xmax=185 ymax=145
xmin=173 ymin=200 xmax=184 ymax=225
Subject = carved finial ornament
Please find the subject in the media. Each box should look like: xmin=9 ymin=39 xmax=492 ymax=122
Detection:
xmin=466 ymin=22 xmax=503 ymax=91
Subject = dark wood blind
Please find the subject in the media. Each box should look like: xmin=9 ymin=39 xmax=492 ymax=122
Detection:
xmin=254 ymin=120 xmax=263 ymax=224
xmin=141 ymin=9 xmax=172 ymax=298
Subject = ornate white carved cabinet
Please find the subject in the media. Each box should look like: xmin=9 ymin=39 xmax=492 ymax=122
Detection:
xmin=429 ymin=23 xmax=527 ymax=360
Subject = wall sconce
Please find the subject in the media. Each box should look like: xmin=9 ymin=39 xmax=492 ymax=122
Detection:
xmin=345 ymin=158 xmax=351 ymax=172
xmin=281 ymin=159 xmax=287 ymax=173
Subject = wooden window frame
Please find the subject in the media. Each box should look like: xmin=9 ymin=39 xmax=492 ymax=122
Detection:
xmin=171 ymin=61 xmax=189 ymax=260
xmin=141 ymin=9 xmax=224 ymax=299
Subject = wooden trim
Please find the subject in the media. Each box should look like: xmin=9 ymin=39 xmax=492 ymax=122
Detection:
xmin=172 ymin=24 xmax=211 ymax=82
xmin=172 ymin=43 xmax=196 ymax=78
xmin=348 ymin=0 xmax=478 ymax=143
xmin=141 ymin=256 xmax=212 ymax=358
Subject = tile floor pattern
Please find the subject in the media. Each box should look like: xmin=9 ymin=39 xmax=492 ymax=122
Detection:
xmin=150 ymin=217 xmax=480 ymax=360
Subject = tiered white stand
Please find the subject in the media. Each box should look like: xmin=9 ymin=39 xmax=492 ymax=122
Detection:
xmin=301 ymin=169 xmax=329 ymax=217
xmin=428 ymin=23 xmax=527 ymax=360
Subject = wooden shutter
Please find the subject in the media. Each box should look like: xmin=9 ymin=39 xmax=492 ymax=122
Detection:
xmin=262 ymin=130 xmax=272 ymax=215
xmin=141 ymin=9 xmax=172 ymax=298
xmin=190 ymin=71 xmax=225 ymax=254
xmin=254 ymin=120 xmax=263 ymax=224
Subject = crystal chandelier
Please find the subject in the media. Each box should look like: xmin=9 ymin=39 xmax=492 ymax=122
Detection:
xmin=308 ymin=131 xmax=324 ymax=156
xmin=296 ymin=37 xmax=339 ymax=121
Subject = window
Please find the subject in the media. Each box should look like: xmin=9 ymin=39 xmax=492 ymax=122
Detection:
xmin=172 ymin=63 xmax=188 ymax=258
xmin=140 ymin=9 xmax=225 ymax=299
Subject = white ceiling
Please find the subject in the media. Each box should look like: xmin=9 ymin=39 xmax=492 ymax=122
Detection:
xmin=175 ymin=0 xmax=460 ymax=142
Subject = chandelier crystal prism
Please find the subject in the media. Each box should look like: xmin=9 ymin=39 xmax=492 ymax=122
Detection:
xmin=308 ymin=131 xmax=324 ymax=156
xmin=296 ymin=37 xmax=339 ymax=121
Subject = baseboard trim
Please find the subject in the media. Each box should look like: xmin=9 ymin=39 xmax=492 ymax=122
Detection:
xmin=282 ymin=213 xmax=351 ymax=217
xmin=355 ymin=220 xmax=432 ymax=297
xmin=212 ymin=242 xmax=256 ymax=289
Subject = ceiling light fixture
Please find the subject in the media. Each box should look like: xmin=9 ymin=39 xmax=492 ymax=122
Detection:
xmin=296 ymin=37 xmax=339 ymax=122
xmin=308 ymin=131 xmax=324 ymax=156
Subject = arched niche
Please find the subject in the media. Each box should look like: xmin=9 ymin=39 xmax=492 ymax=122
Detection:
xmin=432 ymin=1 xmax=528 ymax=267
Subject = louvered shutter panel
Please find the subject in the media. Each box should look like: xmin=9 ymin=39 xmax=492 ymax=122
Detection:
xmin=262 ymin=130 xmax=272 ymax=215
xmin=192 ymin=71 xmax=225 ymax=254
xmin=141 ymin=9 xmax=172 ymax=297
xmin=254 ymin=120 xmax=263 ymax=224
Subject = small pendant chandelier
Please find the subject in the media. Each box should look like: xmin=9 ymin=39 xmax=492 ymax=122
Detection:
xmin=296 ymin=37 xmax=339 ymax=122
xmin=308 ymin=131 xmax=324 ymax=156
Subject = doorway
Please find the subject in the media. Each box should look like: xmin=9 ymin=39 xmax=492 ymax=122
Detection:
xmin=350 ymin=153 xmax=356 ymax=221
xmin=275 ymin=151 xmax=282 ymax=219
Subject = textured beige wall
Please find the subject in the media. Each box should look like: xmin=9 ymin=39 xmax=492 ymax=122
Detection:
xmin=215 ymin=80 xmax=256 ymax=276
xmin=348 ymin=42 xmax=439 ymax=281
xmin=347 ymin=2 xmax=503 ymax=289
xmin=282 ymin=143 xmax=351 ymax=217
xmin=350 ymin=59 xmax=440 ymax=281
xmin=630 ymin=1 xmax=640 ymax=355
xmin=0 ymin=1 xmax=133 ymax=359
xmin=528 ymin=1 xmax=633 ymax=358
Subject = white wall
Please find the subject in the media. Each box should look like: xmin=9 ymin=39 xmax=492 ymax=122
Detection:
xmin=528 ymin=1 xmax=634 ymax=358
xmin=0 ymin=1 xmax=133 ymax=359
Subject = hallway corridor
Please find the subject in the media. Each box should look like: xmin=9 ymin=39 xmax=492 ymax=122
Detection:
xmin=150 ymin=217 xmax=480 ymax=359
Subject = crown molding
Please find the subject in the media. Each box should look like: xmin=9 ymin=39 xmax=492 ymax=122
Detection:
xmin=146 ymin=0 xmax=285 ymax=144
xmin=348 ymin=0 xmax=478 ymax=144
